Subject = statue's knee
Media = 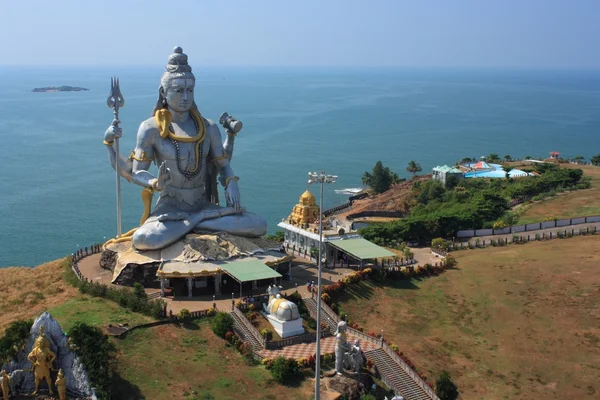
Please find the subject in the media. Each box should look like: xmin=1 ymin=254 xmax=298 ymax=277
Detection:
xmin=133 ymin=228 xmax=164 ymax=251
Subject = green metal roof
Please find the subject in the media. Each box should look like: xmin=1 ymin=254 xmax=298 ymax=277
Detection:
xmin=220 ymin=259 xmax=282 ymax=283
xmin=434 ymin=165 xmax=462 ymax=173
xmin=328 ymin=238 xmax=396 ymax=260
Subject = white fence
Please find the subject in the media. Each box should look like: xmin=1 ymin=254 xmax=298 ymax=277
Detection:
xmin=456 ymin=215 xmax=600 ymax=238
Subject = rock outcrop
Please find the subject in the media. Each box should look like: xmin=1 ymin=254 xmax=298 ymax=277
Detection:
xmin=104 ymin=233 xmax=282 ymax=283
xmin=0 ymin=313 xmax=95 ymax=399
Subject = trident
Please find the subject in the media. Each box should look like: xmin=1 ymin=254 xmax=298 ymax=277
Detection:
xmin=107 ymin=77 xmax=125 ymax=237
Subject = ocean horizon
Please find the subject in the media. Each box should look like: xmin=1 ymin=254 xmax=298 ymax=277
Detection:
xmin=1 ymin=66 xmax=599 ymax=267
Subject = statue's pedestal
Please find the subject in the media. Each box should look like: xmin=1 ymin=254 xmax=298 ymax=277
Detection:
xmin=101 ymin=233 xmax=284 ymax=286
xmin=264 ymin=314 xmax=304 ymax=338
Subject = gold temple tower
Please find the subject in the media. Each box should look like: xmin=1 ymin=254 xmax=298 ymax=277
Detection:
xmin=288 ymin=189 xmax=320 ymax=226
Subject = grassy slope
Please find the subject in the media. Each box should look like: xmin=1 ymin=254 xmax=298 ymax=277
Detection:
xmin=1 ymin=260 xmax=314 ymax=400
xmin=112 ymin=320 xmax=313 ymax=400
xmin=334 ymin=236 xmax=600 ymax=400
xmin=517 ymin=164 xmax=600 ymax=224
xmin=0 ymin=258 xmax=78 ymax=332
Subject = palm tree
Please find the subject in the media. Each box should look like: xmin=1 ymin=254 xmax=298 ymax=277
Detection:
xmin=406 ymin=160 xmax=422 ymax=177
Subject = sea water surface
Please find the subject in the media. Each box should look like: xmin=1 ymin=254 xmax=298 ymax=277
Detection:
xmin=1 ymin=67 xmax=599 ymax=267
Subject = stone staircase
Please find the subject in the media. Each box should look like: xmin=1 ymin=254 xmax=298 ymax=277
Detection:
xmin=303 ymin=297 xmax=439 ymax=400
xmin=302 ymin=297 xmax=338 ymax=332
xmin=365 ymin=348 xmax=434 ymax=400
xmin=229 ymin=310 xmax=264 ymax=351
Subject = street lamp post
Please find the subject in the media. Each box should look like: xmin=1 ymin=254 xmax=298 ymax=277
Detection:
xmin=308 ymin=171 xmax=337 ymax=400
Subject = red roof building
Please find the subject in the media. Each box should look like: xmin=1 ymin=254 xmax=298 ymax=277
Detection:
xmin=550 ymin=151 xmax=560 ymax=159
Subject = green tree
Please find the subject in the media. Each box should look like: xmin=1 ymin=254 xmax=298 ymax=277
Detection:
xmin=416 ymin=180 xmax=445 ymax=205
xmin=503 ymin=154 xmax=511 ymax=162
xmin=69 ymin=323 xmax=115 ymax=398
xmin=591 ymin=154 xmax=600 ymax=166
xmin=524 ymin=155 xmax=532 ymax=160
xmin=459 ymin=157 xmax=472 ymax=164
xmin=211 ymin=312 xmax=234 ymax=338
xmin=573 ymin=155 xmax=585 ymax=162
xmin=265 ymin=230 xmax=285 ymax=242
xmin=0 ymin=319 xmax=33 ymax=362
xmin=504 ymin=166 xmax=513 ymax=179
xmin=435 ymin=371 xmax=459 ymax=400
xmin=406 ymin=160 xmax=422 ymax=177
xmin=362 ymin=161 xmax=401 ymax=194
xmin=133 ymin=282 xmax=147 ymax=300
xmin=269 ymin=356 xmax=299 ymax=384
xmin=431 ymin=237 xmax=449 ymax=251
xmin=487 ymin=153 xmax=501 ymax=163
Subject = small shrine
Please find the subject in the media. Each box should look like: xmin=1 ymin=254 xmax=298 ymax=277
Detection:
xmin=287 ymin=189 xmax=321 ymax=227
xmin=262 ymin=285 xmax=305 ymax=338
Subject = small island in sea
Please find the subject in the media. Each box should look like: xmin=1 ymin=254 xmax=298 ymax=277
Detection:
xmin=32 ymin=85 xmax=90 ymax=92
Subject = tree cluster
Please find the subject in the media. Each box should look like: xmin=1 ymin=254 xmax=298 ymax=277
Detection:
xmin=69 ymin=323 xmax=115 ymax=399
xmin=0 ymin=319 xmax=33 ymax=363
xmin=360 ymin=165 xmax=587 ymax=244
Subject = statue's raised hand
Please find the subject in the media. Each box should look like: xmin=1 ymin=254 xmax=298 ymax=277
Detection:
xmin=226 ymin=179 xmax=241 ymax=212
xmin=104 ymin=118 xmax=122 ymax=143
xmin=154 ymin=161 xmax=173 ymax=191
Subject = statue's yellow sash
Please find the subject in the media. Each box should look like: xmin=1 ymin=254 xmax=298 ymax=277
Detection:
xmin=154 ymin=108 xmax=206 ymax=143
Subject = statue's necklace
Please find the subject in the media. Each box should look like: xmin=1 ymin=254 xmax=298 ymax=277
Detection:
xmin=169 ymin=110 xmax=204 ymax=180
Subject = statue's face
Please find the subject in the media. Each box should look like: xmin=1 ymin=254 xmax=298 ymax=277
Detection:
xmin=165 ymin=78 xmax=195 ymax=112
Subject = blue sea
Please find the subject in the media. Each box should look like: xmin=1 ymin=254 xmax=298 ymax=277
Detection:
xmin=1 ymin=67 xmax=599 ymax=267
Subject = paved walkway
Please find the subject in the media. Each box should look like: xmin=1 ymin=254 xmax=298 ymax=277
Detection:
xmin=256 ymin=332 xmax=379 ymax=359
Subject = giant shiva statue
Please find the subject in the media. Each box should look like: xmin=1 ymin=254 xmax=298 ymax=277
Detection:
xmin=103 ymin=47 xmax=267 ymax=250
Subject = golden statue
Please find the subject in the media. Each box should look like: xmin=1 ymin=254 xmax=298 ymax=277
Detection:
xmin=0 ymin=369 xmax=9 ymax=400
xmin=55 ymin=369 xmax=67 ymax=400
xmin=27 ymin=326 xmax=56 ymax=396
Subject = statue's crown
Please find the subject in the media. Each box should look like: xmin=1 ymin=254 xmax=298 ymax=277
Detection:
xmin=166 ymin=46 xmax=192 ymax=73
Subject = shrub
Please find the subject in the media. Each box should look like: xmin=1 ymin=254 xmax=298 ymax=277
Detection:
xmin=0 ymin=319 xmax=33 ymax=363
xmin=207 ymin=307 xmax=216 ymax=317
xmin=338 ymin=310 xmax=347 ymax=321
xmin=444 ymin=255 xmax=457 ymax=268
xmin=260 ymin=329 xmax=273 ymax=341
xmin=69 ymin=323 xmax=115 ymax=399
xmin=133 ymin=282 xmax=147 ymax=300
xmin=224 ymin=331 xmax=234 ymax=342
xmin=361 ymin=394 xmax=376 ymax=400
xmin=270 ymin=356 xmax=299 ymax=384
xmin=64 ymin=260 xmax=165 ymax=320
xmin=321 ymin=293 xmax=331 ymax=304
xmin=211 ymin=312 xmax=234 ymax=338
xmin=431 ymin=237 xmax=449 ymax=251
xmin=436 ymin=371 xmax=459 ymax=400
xmin=178 ymin=308 xmax=192 ymax=323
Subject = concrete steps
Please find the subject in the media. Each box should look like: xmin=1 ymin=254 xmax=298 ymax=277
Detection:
xmin=365 ymin=348 xmax=431 ymax=400
xmin=229 ymin=311 xmax=263 ymax=351
xmin=302 ymin=297 xmax=338 ymax=333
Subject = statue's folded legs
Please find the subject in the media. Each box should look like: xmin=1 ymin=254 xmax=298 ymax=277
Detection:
xmin=133 ymin=205 xmax=267 ymax=250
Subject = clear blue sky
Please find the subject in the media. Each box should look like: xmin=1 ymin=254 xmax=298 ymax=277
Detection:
xmin=2 ymin=0 xmax=599 ymax=68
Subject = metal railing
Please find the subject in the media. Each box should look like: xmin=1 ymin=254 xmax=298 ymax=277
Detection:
xmin=232 ymin=307 xmax=266 ymax=348
xmin=70 ymin=243 xmax=103 ymax=281
xmin=265 ymin=331 xmax=330 ymax=350
xmin=380 ymin=343 xmax=439 ymax=399
xmin=319 ymin=299 xmax=438 ymax=399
